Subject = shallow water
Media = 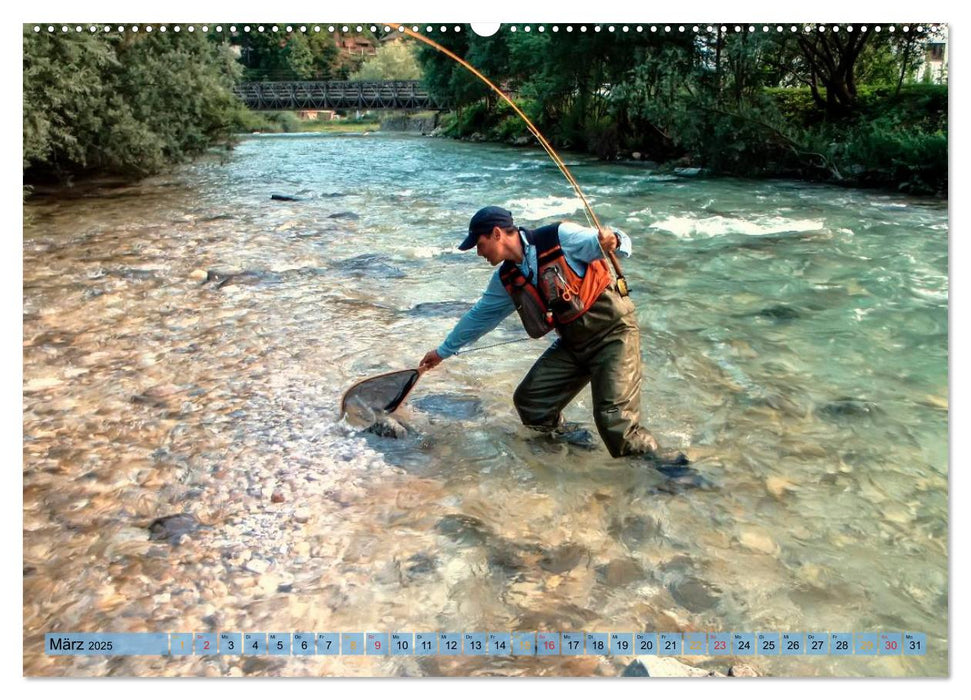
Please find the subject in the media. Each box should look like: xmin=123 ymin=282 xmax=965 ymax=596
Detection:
xmin=23 ymin=133 xmax=947 ymax=676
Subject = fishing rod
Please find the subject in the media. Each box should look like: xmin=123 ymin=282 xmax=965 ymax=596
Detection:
xmin=388 ymin=23 xmax=630 ymax=296
xmin=341 ymin=26 xmax=635 ymax=421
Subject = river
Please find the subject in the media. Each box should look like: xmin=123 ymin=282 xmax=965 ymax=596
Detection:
xmin=23 ymin=132 xmax=948 ymax=677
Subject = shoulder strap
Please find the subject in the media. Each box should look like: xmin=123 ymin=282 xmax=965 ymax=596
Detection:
xmin=530 ymin=224 xmax=560 ymax=250
xmin=498 ymin=259 xmax=519 ymax=283
xmin=532 ymin=223 xmax=564 ymax=265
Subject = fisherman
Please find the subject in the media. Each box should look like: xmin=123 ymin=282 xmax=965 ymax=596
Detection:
xmin=419 ymin=206 xmax=687 ymax=466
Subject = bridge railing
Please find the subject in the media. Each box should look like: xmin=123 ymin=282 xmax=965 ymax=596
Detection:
xmin=234 ymin=80 xmax=445 ymax=111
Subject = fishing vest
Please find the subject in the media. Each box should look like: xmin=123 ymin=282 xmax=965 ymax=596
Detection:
xmin=498 ymin=224 xmax=614 ymax=339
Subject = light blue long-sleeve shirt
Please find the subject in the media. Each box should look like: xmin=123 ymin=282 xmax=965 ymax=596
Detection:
xmin=437 ymin=222 xmax=632 ymax=358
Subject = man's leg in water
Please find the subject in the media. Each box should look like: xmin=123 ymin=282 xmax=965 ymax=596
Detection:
xmin=514 ymin=341 xmax=590 ymax=432
xmin=586 ymin=326 xmax=662 ymax=458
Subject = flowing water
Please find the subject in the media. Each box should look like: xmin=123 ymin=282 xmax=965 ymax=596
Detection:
xmin=23 ymin=133 xmax=948 ymax=677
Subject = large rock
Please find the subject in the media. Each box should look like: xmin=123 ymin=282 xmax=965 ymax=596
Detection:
xmin=621 ymin=659 xmax=649 ymax=676
xmin=728 ymin=663 xmax=759 ymax=677
xmin=148 ymin=513 xmax=203 ymax=544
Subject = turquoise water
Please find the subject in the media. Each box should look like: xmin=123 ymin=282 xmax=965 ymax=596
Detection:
xmin=23 ymin=133 xmax=947 ymax=676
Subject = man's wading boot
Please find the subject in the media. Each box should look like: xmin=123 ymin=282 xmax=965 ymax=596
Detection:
xmin=641 ymin=448 xmax=690 ymax=469
xmin=550 ymin=421 xmax=597 ymax=449
xmin=628 ymin=431 xmax=689 ymax=469
xmin=633 ymin=448 xmax=714 ymax=491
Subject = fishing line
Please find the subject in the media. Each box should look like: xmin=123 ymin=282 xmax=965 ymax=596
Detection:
xmin=388 ymin=23 xmax=630 ymax=296
xmin=454 ymin=336 xmax=532 ymax=355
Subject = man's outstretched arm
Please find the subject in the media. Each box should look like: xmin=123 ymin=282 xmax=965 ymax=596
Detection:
xmin=419 ymin=270 xmax=514 ymax=370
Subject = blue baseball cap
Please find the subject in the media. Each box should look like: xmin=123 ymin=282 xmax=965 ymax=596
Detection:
xmin=458 ymin=206 xmax=515 ymax=251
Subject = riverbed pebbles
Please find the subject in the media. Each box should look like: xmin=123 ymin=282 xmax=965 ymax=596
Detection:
xmin=22 ymin=141 xmax=947 ymax=678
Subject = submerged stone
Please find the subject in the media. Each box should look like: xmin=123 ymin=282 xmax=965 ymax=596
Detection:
xmin=669 ymin=576 xmax=721 ymax=612
xmin=106 ymin=268 xmax=159 ymax=282
xmin=487 ymin=545 xmax=526 ymax=576
xmin=270 ymin=193 xmax=302 ymax=202
xmin=608 ymin=515 xmax=662 ymax=548
xmin=148 ymin=513 xmax=202 ymax=544
xmin=539 ymin=543 xmax=589 ymax=574
xmin=411 ymin=394 xmax=483 ymax=420
xmin=817 ymin=397 xmax=882 ymax=419
xmin=434 ymin=514 xmax=493 ymax=547
xmin=202 ymin=270 xmax=274 ymax=289
xmin=674 ymin=167 xmax=704 ymax=177
xmin=336 ymin=254 xmax=405 ymax=279
xmin=598 ymin=557 xmax=645 ymax=587
xmin=405 ymin=553 xmax=438 ymax=578
xmin=407 ymin=301 xmax=474 ymax=318
xmin=758 ymin=304 xmax=802 ymax=321
xmin=738 ymin=527 xmax=780 ymax=556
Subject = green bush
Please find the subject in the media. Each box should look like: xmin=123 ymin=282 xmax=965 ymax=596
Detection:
xmin=492 ymin=114 xmax=529 ymax=143
xmin=23 ymin=28 xmax=247 ymax=182
xmin=264 ymin=112 xmax=304 ymax=133
xmin=765 ymin=87 xmax=824 ymax=127
xmin=837 ymin=117 xmax=947 ymax=193
xmin=443 ymin=101 xmax=490 ymax=138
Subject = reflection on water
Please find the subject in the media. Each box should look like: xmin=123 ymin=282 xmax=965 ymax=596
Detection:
xmin=23 ymin=134 xmax=947 ymax=676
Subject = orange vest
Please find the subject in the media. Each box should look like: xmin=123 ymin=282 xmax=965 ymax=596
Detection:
xmin=499 ymin=224 xmax=613 ymax=338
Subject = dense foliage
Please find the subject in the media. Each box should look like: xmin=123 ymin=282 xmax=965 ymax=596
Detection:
xmin=349 ymin=41 xmax=421 ymax=81
xmin=23 ymin=24 xmax=947 ymax=195
xmin=232 ymin=27 xmax=377 ymax=80
xmin=417 ymin=25 xmax=947 ymax=194
xmin=23 ymin=28 xmax=246 ymax=183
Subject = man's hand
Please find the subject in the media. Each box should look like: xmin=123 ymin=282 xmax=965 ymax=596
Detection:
xmin=418 ymin=349 xmax=443 ymax=373
xmin=598 ymin=227 xmax=620 ymax=254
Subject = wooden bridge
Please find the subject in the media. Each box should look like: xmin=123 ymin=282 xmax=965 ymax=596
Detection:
xmin=234 ymin=81 xmax=444 ymax=111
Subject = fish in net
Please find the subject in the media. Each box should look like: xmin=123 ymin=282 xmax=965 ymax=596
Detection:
xmin=339 ymin=369 xmax=421 ymax=427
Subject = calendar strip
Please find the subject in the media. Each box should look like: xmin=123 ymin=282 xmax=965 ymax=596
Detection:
xmin=44 ymin=631 xmax=927 ymax=656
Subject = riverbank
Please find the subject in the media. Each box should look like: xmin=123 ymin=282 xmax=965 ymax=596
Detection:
xmin=422 ymin=85 xmax=947 ymax=197
xmin=24 ymin=95 xmax=944 ymax=199
xmin=238 ymin=110 xmax=440 ymax=136
xmin=239 ymin=109 xmax=383 ymax=135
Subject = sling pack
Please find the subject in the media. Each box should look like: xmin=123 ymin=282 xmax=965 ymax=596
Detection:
xmin=499 ymin=224 xmax=614 ymax=338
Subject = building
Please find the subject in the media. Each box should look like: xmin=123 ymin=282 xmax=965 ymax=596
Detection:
xmin=923 ymin=40 xmax=948 ymax=84
xmin=336 ymin=33 xmax=377 ymax=57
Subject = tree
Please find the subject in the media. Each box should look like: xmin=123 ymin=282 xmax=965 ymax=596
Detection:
xmin=795 ymin=26 xmax=871 ymax=117
xmin=349 ymin=41 xmax=421 ymax=80
xmin=23 ymin=30 xmax=115 ymax=173
xmin=23 ymin=27 xmax=244 ymax=181
xmin=306 ymin=30 xmax=341 ymax=79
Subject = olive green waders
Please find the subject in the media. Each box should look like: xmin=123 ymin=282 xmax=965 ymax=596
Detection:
xmin=512 ymin=286 xmax=661 ymax=458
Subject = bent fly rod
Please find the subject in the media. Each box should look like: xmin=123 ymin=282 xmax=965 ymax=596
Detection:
xmin=387 ymin=23 xmax=630 ymax=296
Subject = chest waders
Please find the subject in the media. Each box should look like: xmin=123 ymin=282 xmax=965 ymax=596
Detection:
xmin=501 ymin=224 xmax=662 ymax=458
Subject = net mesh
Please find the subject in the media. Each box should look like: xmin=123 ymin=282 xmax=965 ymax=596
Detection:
xmin=339 ymin=369 xmax=421 ymax=426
